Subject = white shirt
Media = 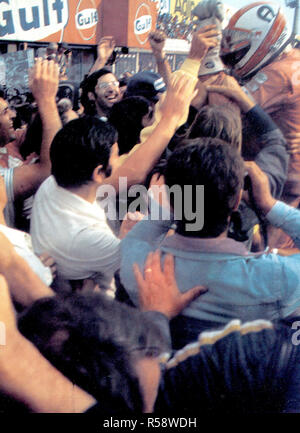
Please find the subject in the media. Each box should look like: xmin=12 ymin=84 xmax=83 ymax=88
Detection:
xmin=0 ymin=224 xmax=53 ymax=286
xmin=30 ymin=176 xmax=120 ymax=289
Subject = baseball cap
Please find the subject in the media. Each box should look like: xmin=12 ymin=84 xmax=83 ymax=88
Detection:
xmin=124 ymin=71 xmax=166 ymax=103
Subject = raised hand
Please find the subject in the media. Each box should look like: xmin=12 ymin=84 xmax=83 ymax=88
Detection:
xmin=243 ymin=161 xmax=276 ymax=215
xmin=97 ymin=36 xmax=116 ymax=63
xmin=149 ymin=30 xmax=166 ymax=62
xmin=29 ymin=58 xmax=59 ymax=105
xmin=188 ymin=25 xmax=221 ymax=62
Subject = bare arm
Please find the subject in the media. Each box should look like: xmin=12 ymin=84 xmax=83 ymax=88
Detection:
xmin=0 ymin=275 xmax=95 ymax=413
xmin=0 ymin=175 xmax=7 ymax=225
xmin=12 ymin=59 xmax=61 ymax=199
xmin=105 ymin=73 xmax=198 ymax=190
xmin=149 ymin=31 xmax=172 ymax=87
xmin=88 ymin=36 xmax=116 ymax=76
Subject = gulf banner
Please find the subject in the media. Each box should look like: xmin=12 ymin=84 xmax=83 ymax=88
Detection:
xmin=0 ymin=0 xmax=157 ymax=46
xmin=101 ymin=0 xmax=157 ymax=48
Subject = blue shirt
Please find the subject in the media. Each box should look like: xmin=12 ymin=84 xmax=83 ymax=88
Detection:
xmin=120 ymin=201 xmax=300 ymax=326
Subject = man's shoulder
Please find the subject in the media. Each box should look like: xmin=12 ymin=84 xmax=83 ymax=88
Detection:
xmin=72 ymin=223 xmax=119 ymax=251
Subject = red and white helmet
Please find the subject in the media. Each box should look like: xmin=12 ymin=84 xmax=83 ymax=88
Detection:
xmin=221 ymin=2 xmax=292 ymax=79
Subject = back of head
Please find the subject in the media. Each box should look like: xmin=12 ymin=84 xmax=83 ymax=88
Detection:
xmin=221 ymin=2 xmax=292 ymax=80
xmin=80 ymin=68 xmax=113 ymax=115
xmin=124 ymin=71 xmax=166 ymax=104
xmin=57 ymin=98 xmax=73 ymax=115
xmin=50 ymin=116 xmax=117 ymax=188
xmin=18 ymin=292 xmax=169 ymax=412
xmin=186 ymin=104 xmax=242 ymax=152
xmin=164 ymin=138 xmax=244 ymax=237
xmin=109 ymin=96 xmax=151 ymax=155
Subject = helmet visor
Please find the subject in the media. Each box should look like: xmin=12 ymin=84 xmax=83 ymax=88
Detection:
xmin=220 ymin=44 xmax=251 ymax=69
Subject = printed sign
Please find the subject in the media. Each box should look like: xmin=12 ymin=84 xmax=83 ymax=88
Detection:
xmin=102 ymin=0 xmax=157 ymax=49
xmin=0 ymin=0 xmax=101 ymax=44
xmin=0 ymin=0 xmax=68 ymax=41
xmin=134 ymin=3 xmax=152 ymax=44
xmin=0 ymin=0 xmax=158 ymax=47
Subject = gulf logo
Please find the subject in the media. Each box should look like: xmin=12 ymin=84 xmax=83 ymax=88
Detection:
xmin=75 ymin=0 xmax=99 ymax=41
xmin=134 ymin=3 xmax=153 ymax=45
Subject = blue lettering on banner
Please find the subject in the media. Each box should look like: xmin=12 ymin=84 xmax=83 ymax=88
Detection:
xmin=135 ymin=16 xmax=152 ymax=33
xmin=52 ymin=0 xmax=64 ymax=24
xmin=19 ymin=7 xmax=40 ymax=31
xmin=76 ymin=10 xmax=98 ymax=28
xmin=43 ymin=0 xmax=50 ymax=26
xmin=0 ymin=0 xmax=15 ymax=36
xmin=0 ymin=0 xmax=67 ymax=38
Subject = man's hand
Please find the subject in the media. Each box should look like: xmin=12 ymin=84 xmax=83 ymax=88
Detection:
xmin=206 ymin=80 xmax=255 ymax=113
xmin=149 ymin=30 xmax=166 ymax=62
xmin=244 ymin=161 xmax=277 ymax=215
xmin=29 ymin=58 xmax=59 ymax=105
xmin=188 ymin=25 xmax=220 ymax=62
xmin=133 ymin=250 xmax=207 ymax=319
xmin=287 ymin=133 xmax=300 ymax=155
xmin=97 ymin=36 xmax=116 ymax=64
xmin=160 ymin=73 xmax=198 ymax=125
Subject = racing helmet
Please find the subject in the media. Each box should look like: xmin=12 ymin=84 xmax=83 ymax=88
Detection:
xmin=220 ymin=2 xmax=292 ymax=79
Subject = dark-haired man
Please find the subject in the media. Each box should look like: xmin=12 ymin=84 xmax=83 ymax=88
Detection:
xmin=31 ymin=74 xmax=198 ymax=291
xmin=80 ymin=68 xmax=121 ymax=120
xmin=120 ymin=139 xmax=300 ymax=348
xmin=30 ymin=117 xmax=121 ymax=291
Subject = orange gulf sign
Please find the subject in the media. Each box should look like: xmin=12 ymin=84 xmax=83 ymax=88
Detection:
xmin=63 ymin=0 xmax=101 ymax=43
xmin=0 ymin=0 xmax=157 ymax=47
xmin=101 ymin=0 xmax=158 ymax=48
xmin=0 ymin=0 xmax=102 ymax=44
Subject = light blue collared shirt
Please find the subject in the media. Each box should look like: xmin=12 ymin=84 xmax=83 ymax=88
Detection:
xmin=120 ymin=201 xmax=300 ymax=325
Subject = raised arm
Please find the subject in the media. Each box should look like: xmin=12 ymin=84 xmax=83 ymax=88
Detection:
xmin=149 ymin=30 xmax=172 ymax=87
xmin=12 ymin=58 xmax=61 ymax=199
xmin=88 ymin=36 xmax=116 ymax=76
xmin=116 ymin=25 xmax=220 ymax=166
xmin=106 ymin=73 xmax=198 ymax=190
xmin=244 ymin=161 xmax=300 ymax=249
xmin=207 ymin=81 xmax=289 ymax=198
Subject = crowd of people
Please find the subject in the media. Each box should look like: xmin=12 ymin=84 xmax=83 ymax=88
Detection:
xmin=156 ymin=13 xmax=195 ymax=40
xmin=0 ymin=0 xmax=300 ymax=415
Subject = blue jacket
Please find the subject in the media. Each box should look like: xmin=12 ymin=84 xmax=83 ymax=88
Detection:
xmin=120 ymin=201 xmax=300 ymax=328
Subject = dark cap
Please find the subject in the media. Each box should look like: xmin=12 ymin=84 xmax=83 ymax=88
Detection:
xmin=124 ymin=71 xmax=166 ymax=103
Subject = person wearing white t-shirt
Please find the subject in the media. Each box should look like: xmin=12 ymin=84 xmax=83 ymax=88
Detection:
xmin=30 ymin=117 xmax=121 ymax=291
